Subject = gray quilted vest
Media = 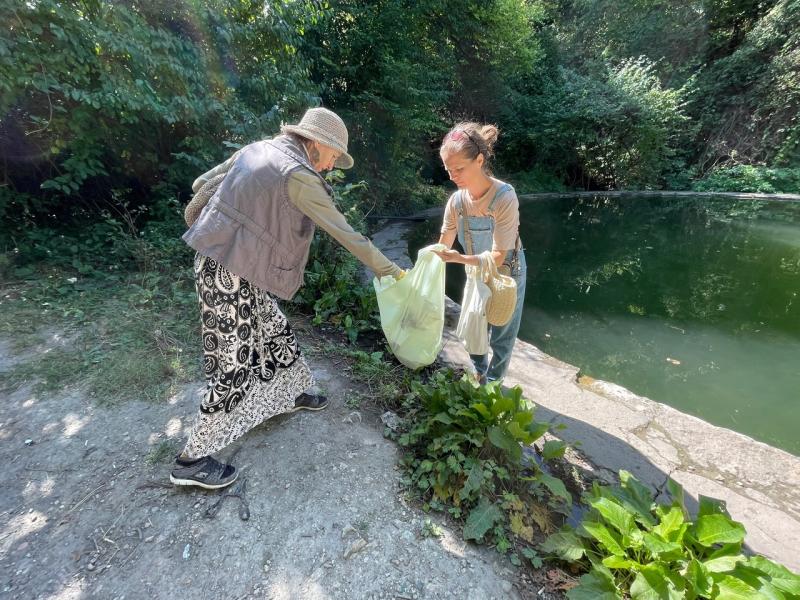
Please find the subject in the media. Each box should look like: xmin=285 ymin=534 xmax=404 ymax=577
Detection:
xmin=182 ymin=135 xmax=332 ymax=300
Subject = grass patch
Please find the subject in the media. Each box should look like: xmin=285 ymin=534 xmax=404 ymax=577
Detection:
xmin=305 ymin=341 xmax=421 ymax=410
xmin=145 ymin=439 xmax=182 ymax=465
xmin=0 ymin=266 xmax=199 ymax=405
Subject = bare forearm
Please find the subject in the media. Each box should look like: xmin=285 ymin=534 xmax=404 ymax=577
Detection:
xmin=433 ymin=248 xmax=504 ymax=266
xmin=438 ymin=231 xmax=457 ymax=249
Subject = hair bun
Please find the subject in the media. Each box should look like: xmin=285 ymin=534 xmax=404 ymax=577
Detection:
xmin=440 ymin=121 xmax=500 ymax=174
xmin=479 ymin=125 xmax=499 ymax=156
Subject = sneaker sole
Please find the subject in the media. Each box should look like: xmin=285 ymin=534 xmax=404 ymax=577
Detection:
xmin=288 ymin=403 xmax=329 ymax=413
xmin=169 ymin=472 xmax=238 ymax=490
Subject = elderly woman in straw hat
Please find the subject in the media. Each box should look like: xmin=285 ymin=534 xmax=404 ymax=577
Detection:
xmin=172 ymin=107 xmax=404 ymax=489
xmin=433 ymin=122 xmax=527 ymax=386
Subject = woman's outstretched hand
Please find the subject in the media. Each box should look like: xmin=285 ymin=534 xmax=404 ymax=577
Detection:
xmin=432 ymin=248 xmax=463 ymax=264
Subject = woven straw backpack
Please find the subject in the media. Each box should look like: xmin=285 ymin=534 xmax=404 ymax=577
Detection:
xmin=184 ymin=173 xmax=225 ymax=227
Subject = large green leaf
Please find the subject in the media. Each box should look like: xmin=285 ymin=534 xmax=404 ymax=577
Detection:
xmin=698 ymin=495 xmax=729 ymax=518
xmin=541 ymin=530 xmax=586 ymax=561
xmin=708 ymin=543 xmax=746 ymax=560
xmin=506 ymin=420 xmax=531 ymax=442
xmin=513 ymin=410 xmax=533 ymax=428
xmin=542 ymin=439 xmax=568 ymax=460
xmin=692 ymin=514 xmax=746 ymax=547
xmin=602 ymin=555 xmax=640 ymax=570
xmin=590 ymin=496 xmax=637 ymax=537
xmin=459 ymin=462 xmax=484 ymax=501
xmin=567 ymin=568 xmax=622 ymax=600
xmin=704 ymin=555 xmax=746 ymax=573
xmin=527 ymin=421 xmax=550 ymax=440
xmin=582 ymin=521 xmax=627 ymax=556
xmin=600 ymin=476 xmax=656 ymax=529
xmin=630 ymin=564 xmax=684 ymax=600
xmin=641 ymin=532 xmax=682 ymax=560
xmin=463 ymin=498 xmax=503 ymax=541
xmin=487 ymin=425 xmax=521 ymax=460
xmin=731 ymin=565 xmax=790 ymax=600
xmin=454 ymin=407 xmax=481 ymax=423
xmin=536 ymin=471 xmax=572 ymax=504
xmin=619 ymin=470 xmax=656 ymax=518
xmin=713 ymin=574 xmax=770 ymax=600
xmin=470 ymin=402 xmax=492 ymax=420
xmin=746 ymin=556 xmax=800 ymax=595
xmin=490 ymin=395 xmax=515 ymax=417
xmin=666 ymin=478 xmax=686 ymax=513
xmin=653 ymin=506 xmax=685 ymax=543
xmin=506 ymin=384 xmax=524 ymax=407
xmin=431 ymin=412 xmax=454 ymax=425
xmin=685 ymin=558 xmax=713 ymax=597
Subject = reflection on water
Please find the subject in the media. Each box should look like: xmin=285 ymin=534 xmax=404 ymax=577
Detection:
xmin=409 ymin=195 xmax=800 ymax=455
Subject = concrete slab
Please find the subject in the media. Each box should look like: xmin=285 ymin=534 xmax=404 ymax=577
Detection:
xmin=373 ymin=217 xmax=800 ymax=572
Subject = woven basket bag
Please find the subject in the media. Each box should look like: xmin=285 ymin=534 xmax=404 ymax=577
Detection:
xmin=184 ymin=173 xmax=226 ymax=227
xmin=481 ymin=252 xmax=517 ymax=327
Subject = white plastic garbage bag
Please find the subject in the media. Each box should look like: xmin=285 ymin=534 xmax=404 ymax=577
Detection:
xmin=373 ymin=244 xmax=446 ymax=369
xmin=455 ymin=255 xmax=491 ymax=354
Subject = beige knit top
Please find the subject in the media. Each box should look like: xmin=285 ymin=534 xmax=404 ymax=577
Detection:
xmin=440 ymin=178 xmax=520 ymax=252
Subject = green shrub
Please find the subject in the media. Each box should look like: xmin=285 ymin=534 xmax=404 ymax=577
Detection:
xmin=508 ymin=168 xmax=569 ymax=194
xmin=543 ymin=470 xmax=800 ymax=599
xmin=692 ymin=165 xmax=800 ymax=194
xmin=396 ymin=371 xmax=571 ymax=563
xmin=293 ymin=170 xmax=382 ymax=344
xmin=1 ymin=0 xmax=319 ymax=226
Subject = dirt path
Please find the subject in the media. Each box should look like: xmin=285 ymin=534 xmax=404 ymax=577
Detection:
xmin=0 ymin=333 xmax=540 ymax=600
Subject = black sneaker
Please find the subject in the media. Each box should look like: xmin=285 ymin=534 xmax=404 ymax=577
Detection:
xmin=290 ymin=393 xmax=329 ymax=412
xmin=170 ymin=455 xmax=238 ymax=490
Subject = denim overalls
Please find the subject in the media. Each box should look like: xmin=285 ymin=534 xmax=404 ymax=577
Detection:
xmin=456 ymin=185 xmax=527 ymax=382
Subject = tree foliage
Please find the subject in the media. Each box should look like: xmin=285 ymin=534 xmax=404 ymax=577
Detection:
xmin=0 ymin=0 xmax=318 ymax=226
xmin=1 ymin=0 xmax=798 ymax=239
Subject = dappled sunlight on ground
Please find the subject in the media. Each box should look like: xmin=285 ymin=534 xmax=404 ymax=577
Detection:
xmin=0 ymin=511 xmax=48 ymax=555
xmin=264 ymin=576 xmax=332 ymax=599
xmin=163 ymin=416 xmax=185 ymax=438
xmin=46 ymin=585 xmax=86 ymax=600
xmin=61 ymin=414 xmax=90 ymax=438
xmin=436 ymin=526 xmax=468 ymax=558
xmin=20 ymin=476 xmax=57 ymax=503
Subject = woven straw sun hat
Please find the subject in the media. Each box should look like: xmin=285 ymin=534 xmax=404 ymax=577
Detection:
xmin=281 ymin=107 xmax=354 ymax=169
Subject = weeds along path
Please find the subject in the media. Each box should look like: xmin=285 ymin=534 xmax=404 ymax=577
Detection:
xmin=0 ymin=328 xmax=536 ymax=600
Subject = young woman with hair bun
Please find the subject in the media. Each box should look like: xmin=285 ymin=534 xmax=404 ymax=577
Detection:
xmin=433 ymin=122 xmax=527 ymax=385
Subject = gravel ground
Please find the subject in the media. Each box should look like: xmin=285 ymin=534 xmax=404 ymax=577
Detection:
xmin=1 ymin=333 xmax=564 ymax=600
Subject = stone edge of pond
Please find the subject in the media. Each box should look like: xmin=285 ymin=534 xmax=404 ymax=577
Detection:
xmin=368 ymin=215 xmax=800 ymax=573
xmin=516 ymin=190 xmax=800 ymax=202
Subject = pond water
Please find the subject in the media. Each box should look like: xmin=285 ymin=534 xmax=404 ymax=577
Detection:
xmin=408 ymin=194 xmax=800 ymax=455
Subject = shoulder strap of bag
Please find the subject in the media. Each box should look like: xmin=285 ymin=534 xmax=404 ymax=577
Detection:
xmin=481 ymin=252 xmax=494 ymax=283
xmin=456 ymin=190 xmax=475 ymax=256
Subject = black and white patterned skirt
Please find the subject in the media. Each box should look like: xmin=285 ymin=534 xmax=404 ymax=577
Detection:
xmin=183 ymin=255 xmax=313 ymax=458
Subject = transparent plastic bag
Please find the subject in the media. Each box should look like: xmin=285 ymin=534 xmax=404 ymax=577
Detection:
xmin=373 ymin=244 xmax=446 ymax=369
xmin=455 ymin=258 xmax=491 ymax=354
